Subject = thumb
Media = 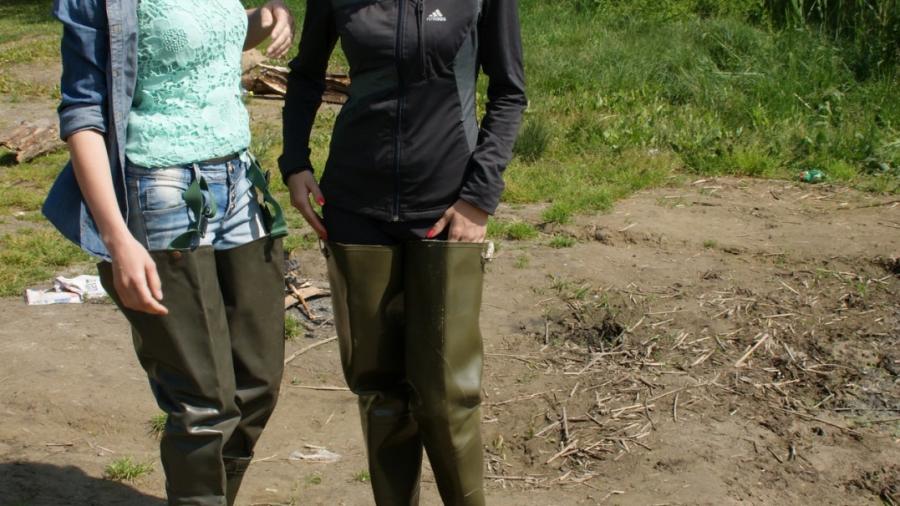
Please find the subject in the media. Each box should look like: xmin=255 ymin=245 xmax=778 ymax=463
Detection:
xmin=427 ymin=209 xmax=452 ymax=239
xmin=260 ymin=5 xmax=274 ymax=28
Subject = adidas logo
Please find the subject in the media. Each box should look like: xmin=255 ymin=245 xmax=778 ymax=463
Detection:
xmin=426 ymin=9 xmax=447 ymax=22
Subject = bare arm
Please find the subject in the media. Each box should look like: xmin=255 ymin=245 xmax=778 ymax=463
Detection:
xmin=245 ymin=0 xmax=294 ymax=58
xmin=68 ymin=130 xmax=167 ymax=315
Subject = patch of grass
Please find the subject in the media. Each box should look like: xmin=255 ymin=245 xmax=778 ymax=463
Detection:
xmin=104 ymin=457 xmax=153 ymax=482
xmin=0 ymin=227 xmax=91 ymax=296
xmin=285 ymin=315 xmax=303 ymax=340
xmin=514 ymin=117 xmax=551 ymax=163
xmin=305 ymin=473 xmax=322 ymax=486
xmin=0 ymin=151 xmax=69 ymax=214
xmin=541 ymin=203 xmax=574 ymax=225
xmin=284 ymin=232 xmax=319 ymax=253
xmin=353 ymin=470 xmax=370 ymax=483
xmin=703 ymin=239 xmax=718 ymax=249
xmin=147 ymin=413 xmax=167 ymax=438
xmin=487 ymin=219 xmax=539 ymax=240
xmin=549 ymin=235 xmax=576 ymax=249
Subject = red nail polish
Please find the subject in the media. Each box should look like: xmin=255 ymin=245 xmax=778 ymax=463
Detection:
xmin=317 ymin=197 xmax=325 ymax=206
xmin=426 ymin=229 xmax=436 ymax=239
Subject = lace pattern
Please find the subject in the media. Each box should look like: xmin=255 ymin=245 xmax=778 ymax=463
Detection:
xmin=125 ymin=0 xmax=249 ymax=168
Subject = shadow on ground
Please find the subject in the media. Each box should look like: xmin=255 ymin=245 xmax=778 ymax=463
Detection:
xmin=0 ymin=461 xmax=164 ymax=506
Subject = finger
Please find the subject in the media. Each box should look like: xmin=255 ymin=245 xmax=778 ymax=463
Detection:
xmin=136 ymin=281 xmax=168 ymax=315
xmin=146 ymin=261 xmax=163 ymax=301
xmin=128 ymin=269 xmax=167 ymax=315
xmin=268 ymin=34 xmax=291 ymax=59
xmin=307 ymin=179 xmax=325 ymax=207
xmin=448 ymin=223 xmax=465 ymax=242
xmin=267 ymin=14 xmax=292 ymax=56
xmin=269 ymin=21 xmax=290 ymax=47
xmin=266 ymin=36 xmax=286 ymax=58
xmin=296 ymin=197 xmax=328 ymax=240
xmin=427 ymin=211 xmax=452 ymax=239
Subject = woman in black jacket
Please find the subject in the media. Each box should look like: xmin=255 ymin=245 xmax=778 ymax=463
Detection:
xmin=280 ymin=1 xmax=526 ymax=504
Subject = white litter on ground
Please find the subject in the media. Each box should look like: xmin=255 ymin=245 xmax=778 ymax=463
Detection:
xmin=288 ymin=445 xmax=341 ymax=463
xmin=25 ymin=275 xmax=107 ymax=305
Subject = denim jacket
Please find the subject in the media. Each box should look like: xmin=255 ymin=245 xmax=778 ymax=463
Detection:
xmin=43 ymin=0 xmax=138 ymax=260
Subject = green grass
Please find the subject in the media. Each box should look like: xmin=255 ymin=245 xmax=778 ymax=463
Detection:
xmin=104 ymin=457 xmax=154 ymax=481
xmin=0 ymin=228 xmax=91 ymax=296
xmin=147 ymin=413 xmax=167 ymax=438
xmin=0 ymin=0 xmax=60 ymax=99
xmin=487 ymin=219 xmax=539 ymax=240
xmin=0 ymin=152 xmax=69 ymax=214
xmin=549 ymin=236 xmax=577 ymax=249
xmin=285 ymin=314 xmax=303 ymax=340
xmin=353 ymin=470 xmax=370 ymax=483
xmin=513 ymin=117 xmax=551 ymax=163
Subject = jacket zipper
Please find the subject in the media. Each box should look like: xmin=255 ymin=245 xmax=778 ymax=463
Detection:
xmin=417 ymin=0 xmax=427 ymax=77
xmin=392 ymin=0 xmax=407 ymax=221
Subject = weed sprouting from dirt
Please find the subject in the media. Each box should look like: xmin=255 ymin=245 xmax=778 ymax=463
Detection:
xmin=285 ymin=315 xmax=303 ymax=340
xmin=147 ymin=413 xmax=167 ymax=438
xmin=104 ymin=457 xmax=153 ymax=482
xmin=549 ymin=236 xmax=576 ymax=249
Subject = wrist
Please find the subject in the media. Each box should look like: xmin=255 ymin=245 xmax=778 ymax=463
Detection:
xmin=103 ymin=229 xmax=135 ymax=255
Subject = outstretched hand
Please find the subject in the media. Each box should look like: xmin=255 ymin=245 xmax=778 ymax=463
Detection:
xmin=427 ymin=199 xmax=488 ymax=242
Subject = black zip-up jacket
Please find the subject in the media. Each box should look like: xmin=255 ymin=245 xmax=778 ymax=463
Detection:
xmin=278 ymin=0 xmax=527 ymax=220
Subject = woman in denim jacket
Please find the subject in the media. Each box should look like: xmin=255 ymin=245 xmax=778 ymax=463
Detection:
xmin=45 ymin=0 xmax=294 ymax=504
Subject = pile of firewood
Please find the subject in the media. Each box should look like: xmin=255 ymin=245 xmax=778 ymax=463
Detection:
xmin=242 ymin=59 xmax=350 ymax=105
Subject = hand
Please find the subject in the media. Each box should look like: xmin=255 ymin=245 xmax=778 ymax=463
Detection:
xmin=260 ymin=0 xmax=294 ymax=58
xmin=108 ymin=236 xmax=168 ymax=315
xmin=287 ymin=171 xmax=327 ymax=240
xmin=427 ymin=199 xmax=489 ymax=242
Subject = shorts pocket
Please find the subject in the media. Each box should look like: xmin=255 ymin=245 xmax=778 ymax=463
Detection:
xmin=138 ymin=177 xmax=190 ymax=215
xmin=135 ymin=176 xmax=193 ymax=251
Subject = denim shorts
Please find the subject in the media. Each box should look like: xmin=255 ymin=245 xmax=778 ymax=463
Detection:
xmin=126 ymin=151 xmax=267 ymax=252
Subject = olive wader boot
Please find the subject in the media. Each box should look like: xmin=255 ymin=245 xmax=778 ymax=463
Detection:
xmin=325 ymin=241 xmax=487 ymax=506
xmin=325 ymin=243 xmax=423 ymax=505
xmin=405 ymin=241 xmax=487 ymax=506
xmin=98 ymin=236 xmax=284 ymax=506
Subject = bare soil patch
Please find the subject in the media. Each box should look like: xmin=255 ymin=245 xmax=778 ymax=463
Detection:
xmin=1 ymin=177 xmax=897 ymax=505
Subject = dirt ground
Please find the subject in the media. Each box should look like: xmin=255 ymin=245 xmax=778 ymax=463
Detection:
xmin=1 ymin=176 xmax=897 ymax=505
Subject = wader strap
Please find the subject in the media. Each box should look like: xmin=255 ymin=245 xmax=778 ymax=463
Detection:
xmin=169 ymin=163 xmax=218 ymax=250
xmin=247 ymin=154 xmax=288 ymax=238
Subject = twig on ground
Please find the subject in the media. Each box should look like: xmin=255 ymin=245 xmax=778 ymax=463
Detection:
xmin=734 ymin=333 xmax=770 ymax=367
xmin=287 ymin=385 xmax=350 ymax=391
xmin=284 ymin=336 xmax=338 ymax=365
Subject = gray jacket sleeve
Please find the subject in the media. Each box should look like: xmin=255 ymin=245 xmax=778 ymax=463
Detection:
xmin=458 ymin=0 xmax=527 ymax=215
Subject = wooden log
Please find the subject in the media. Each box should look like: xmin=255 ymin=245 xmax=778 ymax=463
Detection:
xmin=0 ymin=121 xmax=65 ymax=163
xmin=241 ymin=62 xmax=350 ymax=104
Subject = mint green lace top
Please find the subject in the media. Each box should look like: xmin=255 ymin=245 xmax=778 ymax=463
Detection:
xmin=125 ymin=0 xmax=250 ymax=168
